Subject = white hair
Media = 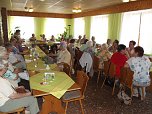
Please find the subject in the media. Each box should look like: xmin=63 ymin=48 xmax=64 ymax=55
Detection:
xmin=86 ymin=41 xmax=93 ymax=47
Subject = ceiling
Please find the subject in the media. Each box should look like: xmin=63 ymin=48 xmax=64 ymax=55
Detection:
xmin=0 ymin=0 xmax=139 ymax=14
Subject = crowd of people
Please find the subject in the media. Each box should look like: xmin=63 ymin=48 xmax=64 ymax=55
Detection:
xmin=0 ymin=29 xmax=151 ymax=113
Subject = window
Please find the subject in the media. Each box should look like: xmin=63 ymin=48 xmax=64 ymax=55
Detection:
xmin=44 ymin=18 xmax=65 ymax=39
xmin=119 ymin=11 xmax=141 ymax=46
xmin=90 ymin=15 xmax=108 ymax=44
xmin=9 ymin=16 xmax=34 ymax=41
xmin=120 ymin=9 xmax=152 ymax=54
xmin=74 ymin=17 xmax=85 ymax=38
xmin=140 ymin=9 xmax=152 ymax=54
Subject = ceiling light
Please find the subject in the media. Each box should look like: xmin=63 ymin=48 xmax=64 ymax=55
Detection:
xmin=122 ymin=0 xmax=129 ymax=2
xmin=29 ymin=8 xmax=33 ymax=12
xmin=72 ymin=8 xmax=82 ymax=13
xmin=40 ymin=0 xmax=45 ymax=1
xmin=122 ymin=0 xmax=136 ymax=2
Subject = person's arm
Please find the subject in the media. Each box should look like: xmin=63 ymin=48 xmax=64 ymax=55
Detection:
xmin=124 ymin=62 xmax=129 ymax=68
xmin=9 ymin=87 xmax=31 ymax=99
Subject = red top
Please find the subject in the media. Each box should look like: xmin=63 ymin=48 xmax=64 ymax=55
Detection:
xmin=110 ymin=52 xmax=128 ymax=78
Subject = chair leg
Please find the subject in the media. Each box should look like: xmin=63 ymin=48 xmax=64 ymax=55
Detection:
xmin=112 ymin=80 xmax=116 ymax=95
xmin=97 ymin=71 xmax=101 ymax=86
xmin=65 ymin=102 xmax=68 ymax=114
xmin=101 ymin=76 xmax=107 ymax=89
xmin=79 ymin=100 xmax=84 ymax=114
xmin=141 ymin=87 xmax=145 ymax=101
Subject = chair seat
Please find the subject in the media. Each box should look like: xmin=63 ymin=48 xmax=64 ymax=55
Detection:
xmin=62 ymin=90 xmax=82 ymax=101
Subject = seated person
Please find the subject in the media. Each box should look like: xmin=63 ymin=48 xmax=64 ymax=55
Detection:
xmin=0 ymin=46 xmax=30 ymax=90
xmin=67 ymin=39 xmax=76 ymax=66
xmin=5 ymin=43 xmax=26 ymax=70
xmin=96 ymin=43 xmax=111 ymax=69
xmin=110 ymin=44 xmax=128 ymax=78
xmin=106 ymin=39 xmax=112 ymax=49
xmin=126 ymin=40 xmax=136 ymax=58
xmin=124 ymin=46 xmax=151 ymax=99
xmin=49 ymin=41 xmax=71 ymax=65
xmin=57 ymin=41 xmax=71 ymax=65
xmin=79 ymin=39 xmax=88 ymax=51
xmin=50 ymin=35 xmax=55 ymax=42
xmin=0 ymin=65 xmax=39 ymax=114
xmin=29 ymin=33 xmax=36 ymax=41
xmin=109 ymin=39 xmax=119 ymax=53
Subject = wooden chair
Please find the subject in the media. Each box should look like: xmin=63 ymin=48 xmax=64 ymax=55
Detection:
xmin=62 ymin=71 xmax=89 ymax=114
xmin=120 ymin=67 xmax=147 ymax=100
xmin=101 ymin=61 xmax=117 ymax=95
xmin=74 ymin=49 xmax=83 ymax=71
xmin=101 ymin=61 xmax=111 ymax=88
xmin=58 ymin=62 xmax=71 ymax=77
xmin=93 ymin=56 xmax=102 ymax=85
xmin=0 ymin=107 xmax=25 ymax=114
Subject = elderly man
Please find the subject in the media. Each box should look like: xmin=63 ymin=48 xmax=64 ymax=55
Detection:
xmin=56 ymin=41 xmax=71 ymax=65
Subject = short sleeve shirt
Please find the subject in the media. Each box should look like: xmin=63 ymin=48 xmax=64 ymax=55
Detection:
xmin=127 ymin=56 xmax=151 ymax=83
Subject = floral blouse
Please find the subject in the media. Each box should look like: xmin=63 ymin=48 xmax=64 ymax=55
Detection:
xmin=96 ymin=50 xmax=111 ymax=69
xmin=127 ymin=56 xmax=151 ymax=83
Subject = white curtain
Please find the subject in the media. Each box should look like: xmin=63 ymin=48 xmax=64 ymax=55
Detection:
xmin=119 ymin=11 xmax=141 ymax=47
xmin=140 ymin=9 xmax=152 ymax=54
xmin=74 ymin=17 xmax=85 ymax=39
xmin=9 ymin=16 xmax=34 ymax=40
xmin=44 ymin=18 xmax=65 ymax=39
xmin=90 ymin=15 xmax=108 ymax=44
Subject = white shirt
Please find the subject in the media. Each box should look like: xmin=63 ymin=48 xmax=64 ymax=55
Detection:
xmin=0 ymin=77 xmax=15 ymax=107
xmin=79 ymin=52 xmax=93 ymax=73
xmin=57 ymin=49 xmax=71 ymax=65
xmin=8 ymin=52 xmax=18 ymax=64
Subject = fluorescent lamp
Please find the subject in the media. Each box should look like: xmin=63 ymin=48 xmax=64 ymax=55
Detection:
xmin=29 ymin=8 xmax=33 ymax=12
xmin=122 ymin=0 xmax=129 ymax=2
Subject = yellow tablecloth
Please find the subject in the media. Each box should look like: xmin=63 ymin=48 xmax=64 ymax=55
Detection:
xmin=30 ymin=71 xmax=74 ymax=99
xmin=26 ymin=58 xmax=58 ymax=71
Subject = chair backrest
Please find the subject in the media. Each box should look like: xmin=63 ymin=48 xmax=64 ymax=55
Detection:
xmin=93 ymin=56 xmax=100 ymax=70
xmin=58 ymin=62 xmax=71 ymax=76
xmin=120 ymin=67 xmax=128 ymax=85
xmin=120 ymin=67 xmax=134 ymax=88
xmin=76 ymin=71 xmax=89 ymax=95
xmin=108 ymin=62 xmax=116 ymax=78
xmin=125 ymin=68 xmax=134 ymax=88
xmin=76 ymin=49 xmax=83 ymax=61
xmin=103 ymin=61 xmax=111 ymax=76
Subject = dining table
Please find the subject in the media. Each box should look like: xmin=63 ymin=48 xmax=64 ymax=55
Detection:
xmin=25 ymin=46 xmax=81 ymax=114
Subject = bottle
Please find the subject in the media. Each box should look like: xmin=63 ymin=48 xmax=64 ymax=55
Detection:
xmin=46 ymin=65 xmax=50 ymax=70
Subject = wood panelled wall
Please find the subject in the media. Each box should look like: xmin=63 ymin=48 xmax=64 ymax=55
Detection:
xmin=7 ymin=11 xmax=72 ymax=18
xmin=7 ymin=0 xmax=152 ymax=18
xmin=73 ymin=0 xmax=152 ymax=18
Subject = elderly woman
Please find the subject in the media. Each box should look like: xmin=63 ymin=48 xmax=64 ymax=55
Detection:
xmin=110 ymin=44 xmax=128 ymax=78
xmin=0 ymin=46 xmax=30 ymax=90
xmin=96 ymin=43 xmax=111 ymax=69
xmin=0 ymin=64 xmax=39 ymax=114
xmin=125 ymin=46 xmax=151 ymax=99
xmin=109 ymin=39 xmax=119 ymax=53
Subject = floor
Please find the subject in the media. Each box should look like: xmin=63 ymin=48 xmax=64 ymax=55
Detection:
xmin=66 ymin=74 xmax=152 ymax=114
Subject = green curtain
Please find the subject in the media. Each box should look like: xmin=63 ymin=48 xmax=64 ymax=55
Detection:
xmin=108 ymin=13 xmax=122 ymax=41
xmin=34 ymin=17 xmax=46 ymax=40
xmin=84 ymin=16 xmax=91 ymax=39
